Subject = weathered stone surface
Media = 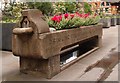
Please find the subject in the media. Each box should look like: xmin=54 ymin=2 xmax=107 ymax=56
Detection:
xmin=20 ymin=55 xmax=60 ymax=79
xmin=13 ymin=27 xmax=33 ymax=35
xmin=13 ymin=23 xmax=102 ymax=59
xmin=12 ymin=9 xmax=103 ymax=78
xmin=2 ymin=26 xmax=118 ymax=81
xmin=21 ymin=9 xmax=50 ymax=34
xmin=12 ymin=9 xmax=50 ymax=59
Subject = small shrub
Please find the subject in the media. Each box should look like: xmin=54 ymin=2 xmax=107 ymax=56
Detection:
xmin=84 ymin=2 xmax=92 ymax=14
xmin=53 ymin=2 xmax=77 ymax=15
xmin=2 ymin=2 xmax=27 ymax=23
xmin=27 ymin=2 xmax=54 ymax=16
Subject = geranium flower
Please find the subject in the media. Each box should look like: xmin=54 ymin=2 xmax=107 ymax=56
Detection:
xmin=48 ymin=12 xmax=100 ymax=30
xmin=94 ymin=13 xmax=97 ymax=16
xmin=84 ymin=13 xmax=89 ymax=18
xmin=64 ymin=13 xmax=69 ymax=19
xmin=75 ymin=13 xmax=83 ymax=18
xmin=70 ymin=14 xmax=75 ymax=18
xmin=79 ymin=14 xmax=83 ymax=17
xmin=51 ymin=16 xmax=57 ymax=21
xmin=75 ymin=12 xmax=79 ymax=15
xmin=75 ymin=12 xmax=90 ymax=18
xmin=51 ymin=15 xmax=62 ymax=22
xmin=57 ymin=15 xmax=62 ymax=22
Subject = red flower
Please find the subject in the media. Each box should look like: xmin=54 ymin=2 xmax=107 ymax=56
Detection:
xmin=75 ymin=12 xmax=79 ymax=15
xmin=79 ymin=13 xmax=89 ymax=18
xmin=51 ymin=16 xmax=57 ymax=21
xmin=84 ymin=13 xmax=89 ymax=18
xmin=75 ymin=12 xmax=90 ymax=18
xmin=70 ymin=14 xmax=74 ymax=18
xmin=75 ymin=12 xmax=83 ymax=17
xmin=51 ymin=15 xmax=62 ymax=22
xmin=94 ymin=13 xmax=97 ymax=16
xmin=64 ymin=13 xmax=69 ymax=19
xmin=79 ymin=14 xmax=83 ymax=17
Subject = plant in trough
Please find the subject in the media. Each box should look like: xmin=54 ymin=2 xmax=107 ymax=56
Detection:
xmin=47 ymin=12 xmax=100 ymax=30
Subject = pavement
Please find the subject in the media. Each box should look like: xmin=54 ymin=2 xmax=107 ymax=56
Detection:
xmin=0 ymin=25 xmax=119 ymax=82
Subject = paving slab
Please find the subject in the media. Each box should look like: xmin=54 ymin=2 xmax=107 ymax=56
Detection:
xmin=75 ymin=68 xmax=104 ymax=81
xmin=105 ymin=64 xmax=118 ymax=81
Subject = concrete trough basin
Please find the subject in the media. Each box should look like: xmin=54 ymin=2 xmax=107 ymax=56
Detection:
xmin=12 ymin=9 xmax=103 ymax=79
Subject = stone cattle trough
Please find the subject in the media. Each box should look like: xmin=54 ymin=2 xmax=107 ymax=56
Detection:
xmin=12 ymin=9 xmax=103 ymax=79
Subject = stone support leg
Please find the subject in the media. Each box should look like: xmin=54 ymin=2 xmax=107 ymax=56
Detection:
xmin=20 ymin=55 xmax=60 ymax=79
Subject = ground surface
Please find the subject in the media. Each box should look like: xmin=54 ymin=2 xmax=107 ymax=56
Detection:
xmin=0 ymin=25 xmax=119 ymax=82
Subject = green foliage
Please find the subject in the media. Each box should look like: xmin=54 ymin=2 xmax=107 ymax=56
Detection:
xmin=53 ymin=2 xmax=77 ymax=14
xmin=47 ymin=13 xmax=100 ymax=30
xmin=2 ymin=2 xmax=27 ymax=23
xmin=2 ymin=2 xmax=54 ymax=23
xmin=27 ymin=2 xmax=54 ymax=16
xmin=116 ymin=15 xmax=120 ymax=18
xmin=84 ymin=2 xmax=92 ymax=14
xmin=85 ymin=15 xmax=100 ymax=25
xmin=64 ymin=2 xmax=77 ymax=13
xmin=2 ymin=2 xmax=99 ymax=24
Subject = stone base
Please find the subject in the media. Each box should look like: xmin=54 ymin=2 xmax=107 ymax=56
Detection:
xmin=20 ymin=55 xmax=60 ymax=79
xmin=19 ymin=36 xmax=102 ymax=79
